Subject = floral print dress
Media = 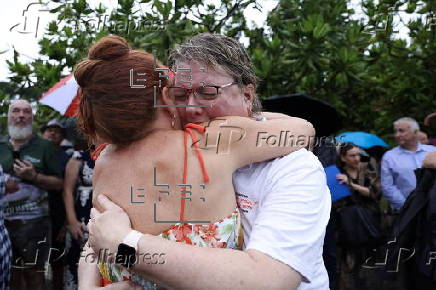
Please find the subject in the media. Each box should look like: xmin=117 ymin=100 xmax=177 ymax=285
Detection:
xmin=99 ymin=210 xmax=241 ymax=289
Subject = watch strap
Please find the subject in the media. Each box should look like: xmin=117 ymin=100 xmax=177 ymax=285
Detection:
xmin=122 ymin=230 xmax=143 ymax=251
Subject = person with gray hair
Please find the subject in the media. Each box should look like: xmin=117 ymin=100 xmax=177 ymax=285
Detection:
xmin=167 ymin=33 xmax=263 ymax=115
xmin=84 ymin=33 xmax=331 ymax=289
xmin=393 ymin=117 xmax=420 ymax=132
xmin=0 ymin=100 xmax=63 ymax=290
xmin=381 ymin=117 xmax=436 ymax=210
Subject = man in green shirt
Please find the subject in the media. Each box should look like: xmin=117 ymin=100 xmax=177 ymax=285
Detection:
xmin=0 ymin=100 xmax=63 ymax=290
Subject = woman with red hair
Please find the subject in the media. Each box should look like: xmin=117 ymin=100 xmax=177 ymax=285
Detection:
xmin=75 ymin=35 xmax=314 ymax=288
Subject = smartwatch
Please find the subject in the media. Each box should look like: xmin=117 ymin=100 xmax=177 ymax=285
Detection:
xmin=116 ymin=230 xmax=143 ymax=269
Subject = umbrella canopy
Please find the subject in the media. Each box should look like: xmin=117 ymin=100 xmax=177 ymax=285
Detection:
xmin=39 ymin=74 xmax=80 ymax=117
xmin=262 ymin=93 xmax=342 ymax=137
xmin=336 ymin=131 xmax=389 ymax=149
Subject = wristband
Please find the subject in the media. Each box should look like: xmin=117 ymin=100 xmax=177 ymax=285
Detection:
xmin=116 ymin=230 xmax=143 ymax=269
xmin=122 ymin=230 xmax=143 ymax=250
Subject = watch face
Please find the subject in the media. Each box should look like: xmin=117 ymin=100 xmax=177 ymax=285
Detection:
xmin=116 ymin=243 xmax=136 ymax=269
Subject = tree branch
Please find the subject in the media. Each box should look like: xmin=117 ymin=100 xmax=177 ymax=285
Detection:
xmin=211 ymin=0 xmax=243 ymax=32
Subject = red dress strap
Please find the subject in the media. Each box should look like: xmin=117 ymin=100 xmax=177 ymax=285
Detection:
xmin=185 ymin=123 xmax=206 ymax=133
xmin=180 ymin=123 xmax=210 ymax=221
xmin=91 ymin=143 xmax=108 ymax=161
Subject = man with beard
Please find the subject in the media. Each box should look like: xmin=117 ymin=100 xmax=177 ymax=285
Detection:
xmin=0 ymin=100 xmax=63 ymax=290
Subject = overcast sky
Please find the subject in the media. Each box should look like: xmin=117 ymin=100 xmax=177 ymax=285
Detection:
xmin=0 ymin=0 xmax=414 ymax=84
xmin=0 ymin=0 xmax=280 ymax=82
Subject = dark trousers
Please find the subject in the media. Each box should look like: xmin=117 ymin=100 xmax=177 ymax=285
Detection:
xmin=323 ymin=210 xmax=337 ymax=289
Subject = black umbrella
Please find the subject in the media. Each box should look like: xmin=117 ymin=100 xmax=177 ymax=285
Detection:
xmin=262 ymin=93 xmax=343 ymax=137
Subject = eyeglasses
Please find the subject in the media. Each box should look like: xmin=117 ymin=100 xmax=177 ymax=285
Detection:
xmin=168 ymin=82 xmax=237 ymax=105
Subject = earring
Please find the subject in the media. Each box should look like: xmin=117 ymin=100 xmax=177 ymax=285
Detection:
xmin=171 ymin=114 xmax=176 ymax=128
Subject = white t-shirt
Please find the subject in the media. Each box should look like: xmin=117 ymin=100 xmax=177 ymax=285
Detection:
xmin=233 ymin=148 xmax=331 ymax=290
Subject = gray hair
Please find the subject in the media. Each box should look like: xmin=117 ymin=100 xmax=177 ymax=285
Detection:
xmin=8 ymin=99 xmax=32 ymax=113
xmin=168 ymin=33 xmax=262 ymax=114
xmin=394 ymin=117 xmax=420 ymax=131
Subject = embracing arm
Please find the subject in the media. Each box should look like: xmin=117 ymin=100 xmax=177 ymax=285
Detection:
xmin=88 ymin=150 xmax=330 ymax=289
xmin=89 ymin=195 xmax=301 ymax=289
xmin=200 ymin=114 xmax=315 ymax=168
xmin=260 ymin=112 xmax=292 ymax=120
xmin=135 ymin=236 xmax=300 ymax=289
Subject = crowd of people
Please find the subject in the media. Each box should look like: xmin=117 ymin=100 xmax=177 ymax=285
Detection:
xmin=0 ymin=100 xmax=97 ymax=290
xmin=320 ymin=117 xmax=436 ymax=290
xmin=0 ymin=33 xmax=435 ymax=290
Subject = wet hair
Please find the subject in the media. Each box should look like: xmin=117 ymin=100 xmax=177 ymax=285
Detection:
xmin=74 ymin=35 xmax=166 ymax=147
xmin=168 ymin=33 xmax=262 ymax=115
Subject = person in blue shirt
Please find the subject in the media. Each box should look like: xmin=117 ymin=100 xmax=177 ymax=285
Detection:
xmin=381 ymin=117 xmax=436 ymax=210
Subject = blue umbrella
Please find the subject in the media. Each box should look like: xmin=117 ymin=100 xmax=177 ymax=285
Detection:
xmin=336 ymin=131 xmax=389 ymax=149
xmin=324 ymin=165 xmax=352 ymax=201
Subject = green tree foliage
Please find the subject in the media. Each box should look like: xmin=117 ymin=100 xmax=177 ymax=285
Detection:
xmin=0 ymin=0 xmax=257 ymax=134
xmin=1 ymin=0 xmax=435 ymax=143
xmin=246 ymin=0 xmax=436 ymax=142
